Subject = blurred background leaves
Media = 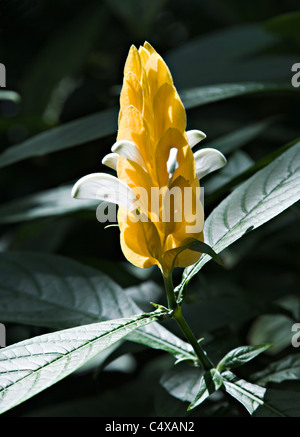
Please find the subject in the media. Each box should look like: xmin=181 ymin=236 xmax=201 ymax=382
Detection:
xmin=0 ymin=0 xmax=300 ymax=417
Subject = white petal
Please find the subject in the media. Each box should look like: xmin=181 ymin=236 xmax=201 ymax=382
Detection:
xmin=194 ymin=148 xmax=227 ymax=179
xmin=186 ymin=130 xmax=206 ymax=149
xmin=72 ymin=173 xmax=137 ymax=210
xmin=166 ymin=147 xmax=179 ymax=184
xmin=102 ymin=153 xmax=119 ymax=170
xmin=111 ymin=140 xmax=146 ymax=169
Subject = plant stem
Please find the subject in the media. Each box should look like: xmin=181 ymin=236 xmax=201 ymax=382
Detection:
xmin=163 ymin=272 xmax=177 ymax=310
xmin=163 ymin=271 xmax=213 ymax=370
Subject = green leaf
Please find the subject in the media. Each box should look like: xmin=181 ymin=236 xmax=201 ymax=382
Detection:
xmin=252 ymin=354 xmax=300 ymax=386
xmin=188 ymin=369 xmax=223 ymax=410
xmin=166 ymin=24 xmax=284 ymax=88
xmin=0 ymin=185 xmax=98 ymax=224
xmin=0 ymin=252 xmax=194 ymax=361
xmin=177 ymin=239 xmax=223 ymax=267
xmin=0 ymin=91 xmax=20 ymax=102
xmin=217 ymin=344 xmax=272 ymax=372
xmin=0 ymin=107 xmax=118 ymax=169
xmin=222 ymin=371 xmax=300 ymax=417
xmin=178 ymin=140 xmax=300 ymax=293
xmin=181 ymin=82 xmax=297 ymax=110
xmin=0 ymin=312 xmax=157 ymax=414
xmin=0 ymin=82 xmax=296 ymax=169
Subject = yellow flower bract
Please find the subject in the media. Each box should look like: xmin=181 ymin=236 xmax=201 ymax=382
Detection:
xmin=117 ymin=42 xmax=204 ymax=275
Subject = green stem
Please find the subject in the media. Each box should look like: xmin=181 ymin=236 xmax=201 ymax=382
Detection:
xmin=163 ymin=272 xmax=177 ymax=310
xmin=163 ymin=271 xmax=213 ymax=371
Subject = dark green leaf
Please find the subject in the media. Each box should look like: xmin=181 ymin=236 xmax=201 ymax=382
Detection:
xmin=217 ymin=344 xmax=272 ymax=372
xmin=182 ymin=239 xmax=223 ymax=266
xmin=181 ymin=82 xmax=297 ymax=110
xmin=203 ymin=118 xmax=277 ymax=156
xmin=166 ymin=24 xmax=284 ymax=88
xmin=0 ymin=107 xmax=118 ymax=169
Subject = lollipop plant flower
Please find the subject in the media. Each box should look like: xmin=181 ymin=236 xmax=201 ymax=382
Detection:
xmin=72 ymin=42 xmax=226 ymax=278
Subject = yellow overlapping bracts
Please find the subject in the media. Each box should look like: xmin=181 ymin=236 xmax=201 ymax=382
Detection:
xmin=117 ymin=42 xmax=204 ymax=274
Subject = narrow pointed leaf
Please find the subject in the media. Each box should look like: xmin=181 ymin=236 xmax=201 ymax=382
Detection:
xmin=178 ymin=239 xmax=224 ymax=267
xmin=181 ymin=82 xmax=298 ymax=109
xmin=222 ymin=371 xmax=300 ymax=417
xmin=217 ymin=344 xmax=272 ymax=372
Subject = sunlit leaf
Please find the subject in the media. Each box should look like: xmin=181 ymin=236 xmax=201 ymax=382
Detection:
xmin=0 ymin=252 xmax=194 ymax=361
xmin=223 ymin=371 xmax=300 ymax=417
xmin=0 ymin=313 xmax=157 ymax=414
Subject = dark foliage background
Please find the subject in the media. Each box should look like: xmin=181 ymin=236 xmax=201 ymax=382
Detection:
xmin=0 ymin=0 xmax=299 ymax=417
